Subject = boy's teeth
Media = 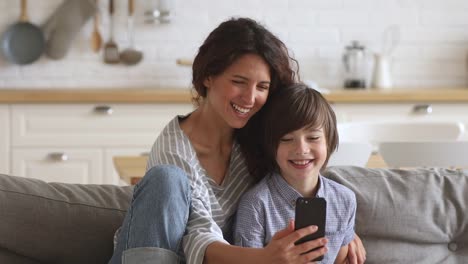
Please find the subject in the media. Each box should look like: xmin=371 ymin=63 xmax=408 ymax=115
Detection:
xmin=232 ymin=103 xmax=250 ymax=114
xmin=292 ymin=160 xmax=309 ymax=165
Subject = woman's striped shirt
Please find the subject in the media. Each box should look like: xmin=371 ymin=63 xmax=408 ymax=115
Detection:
xmin=147 ymin=116 xmax=254 ymax=264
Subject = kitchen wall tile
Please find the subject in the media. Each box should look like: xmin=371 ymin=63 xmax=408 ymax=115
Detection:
xmin=318 ymin=11 xmax=370 ymax=26
xmin=368 ymin=9 xmax=419 ymax=26
xmin=421 ymin=0 xmax=468 ymax=9
xmin=289 ymin=28 xmax=340 ymax=44
xmin=421 ymin=46 xmax=468 ymax=61
xmin=421 ymin=10 xmax=468 ymax=26
xmin=402 ymin=28 xmax=468 ymax=44
xmin=0 ymin=0 xmax=467 ymax=89
xmin=289 ymin=0 xmax=343 ymax=10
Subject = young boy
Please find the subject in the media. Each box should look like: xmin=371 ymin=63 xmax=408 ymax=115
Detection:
xmin=234 ymin=83 xmax=356 ymax=263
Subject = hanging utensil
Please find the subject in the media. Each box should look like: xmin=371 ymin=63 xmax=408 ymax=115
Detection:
xmin=144 ymin=0 xmax=172 ymax=24
xmin=120 ymin=0 xmax=142 ymax=65
xmin=103 ymin=0 xmax=119 ymax=64
xmin=381 ymin=25 xmax=400 ymax=56
xmin=91 ymin=0 xmax=102 ymax=52
xmin=42 ymin=0 xmax=96 ymax=60
xmin=1 ymin=0 xmax=45 ymax=65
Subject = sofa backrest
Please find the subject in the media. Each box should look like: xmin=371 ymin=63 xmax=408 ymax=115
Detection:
xmin=0 ymin=174 xmax=133 ymax=264
xmin=2 ymin=168 xmax=467 ymax=264
xmin=323 ymin=166 xmax=468 ymax=264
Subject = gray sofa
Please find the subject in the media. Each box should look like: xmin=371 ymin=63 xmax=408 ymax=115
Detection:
xmin=1 ymin=167 xmax=467 ymax=263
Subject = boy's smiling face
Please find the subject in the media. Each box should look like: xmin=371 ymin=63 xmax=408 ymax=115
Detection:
xmin=275 ymin=126 xmax=327 ymax=195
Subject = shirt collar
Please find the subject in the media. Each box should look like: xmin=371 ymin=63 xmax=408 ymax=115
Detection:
xmin=270 ymin=172 xmax=325 ymax=208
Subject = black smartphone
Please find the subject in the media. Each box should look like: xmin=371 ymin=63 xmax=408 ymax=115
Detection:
xmin=294 ymin=197 xmax=327 ymax=261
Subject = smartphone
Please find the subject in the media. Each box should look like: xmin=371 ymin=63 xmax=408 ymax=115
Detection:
xmin=294 ymin=197 xmax=327 ymax=261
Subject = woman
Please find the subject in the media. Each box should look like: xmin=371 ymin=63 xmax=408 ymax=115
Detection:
xmin=109 ymin=17 xmax=365 ymax=264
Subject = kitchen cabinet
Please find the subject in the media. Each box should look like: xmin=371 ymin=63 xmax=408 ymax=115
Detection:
xmin=2 ymin=88 xmax=468 ymax=183
xmin=11 ymin=104 xmax=194 ymax=147
xmin=8 ymin=103 xmax=193 ymax=184
xmin=0 ymin=106 xmax=9 ymax=175
xmin=332 ymin=103 xmax=468 ymax=140
xmin=11 ymin=148 xmax=103 ymax=184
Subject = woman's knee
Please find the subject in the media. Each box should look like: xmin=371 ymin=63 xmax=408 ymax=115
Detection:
xmin=135 ymin=165 xmax=190 ymax=200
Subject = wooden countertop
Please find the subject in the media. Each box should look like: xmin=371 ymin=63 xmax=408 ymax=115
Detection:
xmin=0 ymin=88 xmax=193 ymax=103
xmin=1 ymin=88 xmax=468 ymax=103
xmin=324 ymin=88 xmax=468 ymax=103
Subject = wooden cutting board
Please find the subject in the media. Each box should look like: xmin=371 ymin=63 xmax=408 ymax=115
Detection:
xmin=113 ymin=156 xmax=147 ymax=185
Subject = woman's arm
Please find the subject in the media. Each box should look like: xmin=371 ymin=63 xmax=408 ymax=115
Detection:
xmin=205 ymin=223 xmax=328 ymax=264
xmin=345 ymin=191 xmax=366 ymax=263
xmin=346 ymin=234 xmax=366 ymax=264
xmin=334 ymin=245 xmax=349 ymax=264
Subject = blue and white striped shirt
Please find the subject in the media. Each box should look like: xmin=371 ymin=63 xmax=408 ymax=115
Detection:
xmin=234 ymin=172 xmax=356 ymax=263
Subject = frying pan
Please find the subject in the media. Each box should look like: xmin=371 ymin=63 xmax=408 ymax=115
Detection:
xmin=1 ymin=0 xmax=45 ymax=65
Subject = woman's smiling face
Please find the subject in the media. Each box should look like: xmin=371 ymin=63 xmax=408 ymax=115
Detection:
xmin=203 ymin=53 xmax=271 ymax=129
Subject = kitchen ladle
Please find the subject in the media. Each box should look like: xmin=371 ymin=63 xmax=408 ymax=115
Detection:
xmin=120 ymin=0 xmax=142 ymax=65
xmin=90 ymin=0 xmax=102 ymax=52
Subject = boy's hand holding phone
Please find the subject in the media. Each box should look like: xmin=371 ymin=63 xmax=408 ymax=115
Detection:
xmin=265 ymin=221 xmax=328 ymax=264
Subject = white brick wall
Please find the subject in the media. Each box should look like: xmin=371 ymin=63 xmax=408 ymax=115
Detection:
xmin=0 ymin=0 xmax=467 ymax=90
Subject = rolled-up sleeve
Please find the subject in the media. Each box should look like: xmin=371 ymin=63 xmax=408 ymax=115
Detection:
xmin=183 ymin=195 xmax=228 ymax=264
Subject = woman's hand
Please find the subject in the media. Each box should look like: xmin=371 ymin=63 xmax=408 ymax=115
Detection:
xmin=346 ymin=234 xmax=366 ymax=264
xmin=262 ymin=220 xmax=328 ymax=264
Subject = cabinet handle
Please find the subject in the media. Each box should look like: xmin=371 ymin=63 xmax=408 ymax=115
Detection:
xmin=94 ymin=105 xmax=113 ymax=115
xmin=140 ymin=152 xmax=150 ymax=156
xmin=48 ymin=152 xmax=68 ymax=161
xmin=412 ymin=104 xmax=432 ymax=115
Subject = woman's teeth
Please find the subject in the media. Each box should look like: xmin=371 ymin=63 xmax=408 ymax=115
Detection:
xmin=232 ymin=103 xmax=250 ymax=114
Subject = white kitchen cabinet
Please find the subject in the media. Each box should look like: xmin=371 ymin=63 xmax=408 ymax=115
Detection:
xmin=11 ymin=104 xmax=193 ymax=147
xmin=0 ymin=106 xmax=9 ymax=175
xmin=332 ymin=103 xmax=468 ymax=140
xmin=11 ymin=148 xmax=103 ymax=184
xmin=8 ymin=103 xmax=193 ymax=184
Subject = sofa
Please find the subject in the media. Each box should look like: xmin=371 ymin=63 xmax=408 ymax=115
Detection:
xmin=0 ymin=166 xmax=467 ymax=263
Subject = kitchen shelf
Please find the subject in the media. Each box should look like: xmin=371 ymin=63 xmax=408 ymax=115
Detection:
xmin=0 ymin=88 xmax=468 ymax=103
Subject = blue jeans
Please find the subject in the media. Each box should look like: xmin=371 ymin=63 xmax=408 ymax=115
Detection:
xmin=109 ymin=165 xmax=191 ymax=264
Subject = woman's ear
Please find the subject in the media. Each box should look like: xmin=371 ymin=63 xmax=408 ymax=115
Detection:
xmin=203 ymin=77 xmax=212 ymax=90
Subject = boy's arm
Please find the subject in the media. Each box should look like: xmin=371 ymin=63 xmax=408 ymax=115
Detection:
xmin=334 ymin=245 xmax=349 ymax=264
xmin=205 ymin=223 xmax=329 ymax=264
xmin=233 ymin=194 xmax=265 ymax=247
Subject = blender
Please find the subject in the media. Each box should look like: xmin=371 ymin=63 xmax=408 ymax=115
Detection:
xmin=342 ymin=41 xmax=367 ymax=89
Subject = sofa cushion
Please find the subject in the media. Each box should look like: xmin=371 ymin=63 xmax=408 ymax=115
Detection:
xmin=0 ymin=247 xmax=40 ymax=264
xmin=323 ymin=166 xmax=468 ymax=264
xmin=0 ymin=174 xmax=133 ymax=264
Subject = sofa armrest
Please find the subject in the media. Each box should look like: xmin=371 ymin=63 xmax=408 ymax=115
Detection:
xmin=0 ymin=174 xmax=133 ymax=264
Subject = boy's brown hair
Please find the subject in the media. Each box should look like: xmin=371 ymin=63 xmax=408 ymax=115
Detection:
xmin=241 ymin=83 xmax=339 ymax=181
